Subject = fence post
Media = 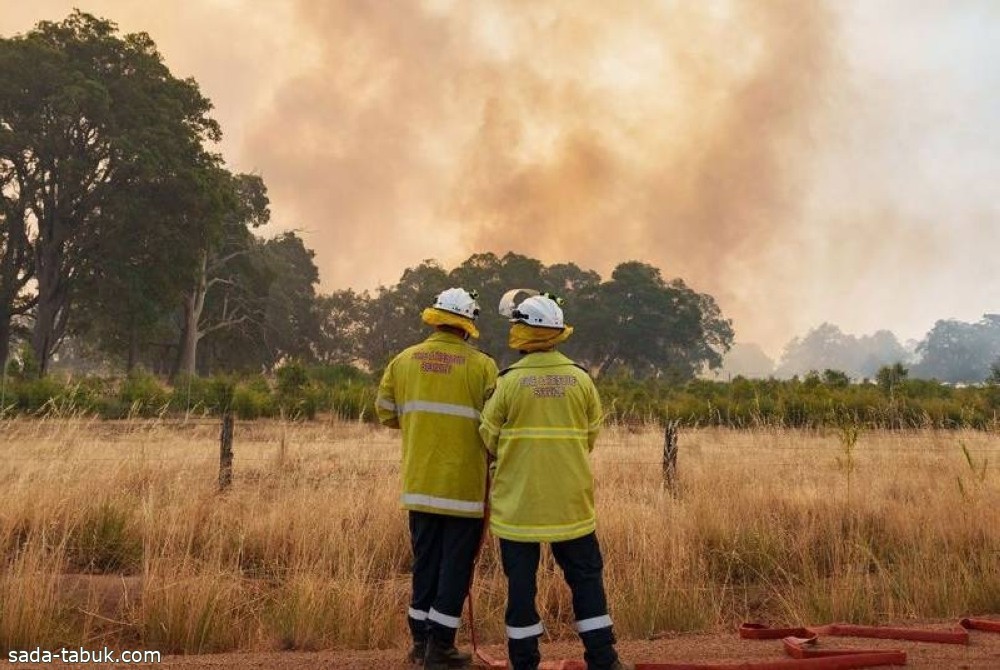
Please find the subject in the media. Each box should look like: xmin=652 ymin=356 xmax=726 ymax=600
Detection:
xmin=219 ymin=410 xmax=234 ymax=492
xmin=662 ymin=419 xmax=679 ymax=494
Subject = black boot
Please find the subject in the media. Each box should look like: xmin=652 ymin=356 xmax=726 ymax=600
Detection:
xmin=423 ymin=637 xmax=472 ymax=669
xmin=582 ymin=628 xmax=626 ymax=670
xmin=407 ymin=639 xmax=427 ymax=666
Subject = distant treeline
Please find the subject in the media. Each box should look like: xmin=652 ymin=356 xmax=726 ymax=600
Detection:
xmin=3 ymin=361 xmax=998 ymax=429
xmin=726 ymin=318 xmax=1000 ymax=384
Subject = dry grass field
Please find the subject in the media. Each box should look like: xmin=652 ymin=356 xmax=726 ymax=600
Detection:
xmin=0 ymin=417 xmax=998 ymax=659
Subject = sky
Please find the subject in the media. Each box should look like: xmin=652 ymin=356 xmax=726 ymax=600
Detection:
xmin=3 ymin=0 xmax=998 ymax=357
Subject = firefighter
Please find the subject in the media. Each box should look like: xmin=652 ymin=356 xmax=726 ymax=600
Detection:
xmin=376 ymin=287 xmax=498 ymax=669
xmin=479 ymin=293 xmax=632 ymax=670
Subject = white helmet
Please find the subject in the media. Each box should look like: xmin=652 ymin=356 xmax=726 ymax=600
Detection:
xmin=510 ymin=294 xmax=564 ymax=329
xmin=432 ymin=287 xmax=480 ymax=320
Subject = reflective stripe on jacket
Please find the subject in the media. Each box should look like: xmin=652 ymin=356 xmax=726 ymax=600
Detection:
xmin=479 ymin=350 xmax=602 ymax=542
xmin=376 ymin=331 xmax=498 ymax=518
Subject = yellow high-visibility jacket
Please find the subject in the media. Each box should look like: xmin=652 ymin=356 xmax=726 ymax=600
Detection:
xmin=479 ymin=350 xmax=603 ymax=542
xmin=376 ymin=331 xmax=498 ymax=518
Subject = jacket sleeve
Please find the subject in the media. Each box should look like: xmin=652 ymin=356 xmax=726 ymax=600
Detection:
xmin=586 ymin=379 xmax=603 ymax=452
xmin=375 ymin=358 xmax=400 ymax=429
xmin=479 ymin=380 xmax=505 ymax=457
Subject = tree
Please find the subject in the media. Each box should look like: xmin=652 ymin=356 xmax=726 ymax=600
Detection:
xmin=72 ymin=149 xmax=220 ymax=372
xmin=0 ymin=12 xmax=220 ymax=375
xmin=0 ymin=159 xmax=34 ymax=371
xmin=316 ymin=289 xmax=368 ymax=366
xmin=777 ymin=324 xmax=853 ymax=378
xmin=173 ymin=171 xmax=269 ymax=378
xmin=200 ymin=231 xmax=322 ymax=372
xmin=989 ymin=360 xmax=1000 ymax=386
xmin=581 ymin=261 xmax=733 ymax=379
xmin=258 ymin=232 xmax=322 ymax=365
xmin=912 ymin=315 xmax=1000 ymax=383
xmin=857 ymin=330 xmax=910 ymax=379
xmin=987 ymin=359 xmax=1000 ymax=410
xmin=876 ymin=362 xmax=908 ymax=396
xmin=0 ymin=33 xmax=46 ymax=372
xmin=776 ymin=324 xmax=908 ymax=380
xmin=822 ymin=369 xmax=851 ymax=388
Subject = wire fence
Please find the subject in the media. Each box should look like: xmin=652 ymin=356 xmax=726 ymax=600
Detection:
xmin=2 ymin=415 xmax=998 ymax=492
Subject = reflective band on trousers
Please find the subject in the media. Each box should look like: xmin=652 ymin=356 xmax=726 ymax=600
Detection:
xmin=399 ymin=400 xmax=480 ymax=420
xmin=506 ymin=622 xmax=544 ymax=639
xmin=408 ymin=607 xmax=428 ymax=621
xmin=428 ymin=608 xmax=461 ymax=629
xmin=576 ymin=614 xmax=613 ymax=633
xmin=402 ymin=493 xmax=485 ymax=514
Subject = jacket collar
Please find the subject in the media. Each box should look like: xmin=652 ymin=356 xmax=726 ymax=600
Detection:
xmin=508 ymin=350 xmax=575 ymax=369
xmin=425 ymin=330 xmax=470 ymax=346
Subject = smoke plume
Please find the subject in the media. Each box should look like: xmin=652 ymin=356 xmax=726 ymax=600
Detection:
xmin=244 ymin=0 xmax=839 ymax=347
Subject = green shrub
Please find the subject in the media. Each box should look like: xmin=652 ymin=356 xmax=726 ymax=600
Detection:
xmin=1 ymin=363 xmax=996 ymax=429
xmin=308 ymin=364 xmax=371 ymax=386
xmin=120 ymin=372 xmax=171 ymax=415
xmin=232 ymin=386 xmax=274 ymax=419
xmin=10 ymin=377 xmax=67 ymax=413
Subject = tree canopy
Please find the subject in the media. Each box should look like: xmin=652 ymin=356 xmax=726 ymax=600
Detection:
xmin=0 ymin=11 xmax=222 ymax=374
xmin=324 ymin=253 xmax=735 ymax=378
xmin=912 ymin=315 xmax=1000 ymax=383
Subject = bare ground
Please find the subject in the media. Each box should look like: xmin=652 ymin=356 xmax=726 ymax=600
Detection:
xmin=7 ymin=621 xmax=999 ymax=669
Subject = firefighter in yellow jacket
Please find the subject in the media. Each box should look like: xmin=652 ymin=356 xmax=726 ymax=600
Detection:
xmin=376 ymin=288 xmax=498 ymax=669
xmin=479 ymin=292 xmax=632 ymax=670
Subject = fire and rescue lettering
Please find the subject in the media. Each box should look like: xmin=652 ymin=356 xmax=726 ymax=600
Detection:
xmin=519 ymin=374 xmax=578 ymax=397
xmin=413 ymin=351 xmax=466 ymax=374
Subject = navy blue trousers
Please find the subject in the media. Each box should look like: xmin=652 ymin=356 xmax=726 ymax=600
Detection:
xmin=408 ymin=511 xmax=483 ymax=646
xmin=500 ymin=532 xmax=619 ymax=670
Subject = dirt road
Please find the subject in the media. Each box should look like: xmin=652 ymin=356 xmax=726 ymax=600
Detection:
xmin=8 ymin=623 xmax=999 ymax=669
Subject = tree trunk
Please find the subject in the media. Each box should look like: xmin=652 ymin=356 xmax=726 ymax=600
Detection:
xmin=31 ymin=267 xmax=69 ymax=378
xmin=32 ymin=302 xmax=55 ymax=377
xmin=176 ymin=304 xmax=199 ymax=377
xmin=31 ymin=260 xmax=65 ymax=378
xmin=0 ymin=311 xmax=10 ymax=375
xmin=1 ymin=186 xmax=32 ymax=375
xmin=32 ymin=204 xmax=69 ymax=378
xmin=1 ymin=255 xmax=17 ymax=374
xmin=173 ymin=250 xmax=208 ymax=379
